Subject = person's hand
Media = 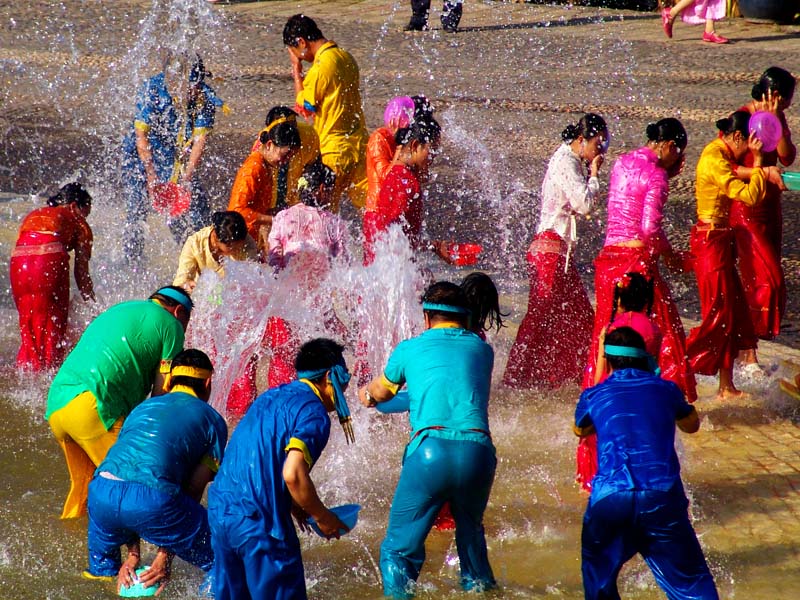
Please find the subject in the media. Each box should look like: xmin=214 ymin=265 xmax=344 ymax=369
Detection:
xmin=748 ymin=131 xmax=764 ymax=161
xmin=590 ymin=154 xmax=604 ymax=177
xmin=755 ymin=89 xmax=780 ymax=115
xmin=291 ymin=502 xmax=313 ymax=534
xmin=430 ymin=240 xmax=453 ymax=264
xmin=287 ymin=47 xmax=303 ymax=76
xmin=116 ymin=552 xmax=141 ymax=593
xmin=181 ymin=280 xmax=197 ymax=294
xmin=137 ymin=548 xmax=172 ymax=595
xmin=314 ymin=509 xmax=349 ymax=539
xmin=358 ymin=385 xmax=377 ymax=409
xmin=764 ymin=166 xmax=787 ymax=190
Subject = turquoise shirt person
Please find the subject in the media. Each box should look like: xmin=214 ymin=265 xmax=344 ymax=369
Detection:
xmin=46 ymin=299 xmax=185 ymax=428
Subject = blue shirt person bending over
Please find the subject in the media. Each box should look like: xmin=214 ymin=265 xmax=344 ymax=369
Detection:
xmin=121 ymin=52 xmax=226 ymax=262
xmin=574 ymin=326 xmax=718 ymax=600
xmin=83 ymin=349 xmax=227 ymax=596
xmin=359 ymin=281 xmax=497 ymax=599
xmin=208 ymin=338 xmax=353 ymax=600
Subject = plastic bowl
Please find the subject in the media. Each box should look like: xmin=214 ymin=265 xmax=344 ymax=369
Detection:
xmin=118 ymin=567 xmax=158 ymax=598
xmin=306 ymin=503 xmax=360 ymax=538
xmin=782 ymin=171 xmax=800 ymax=191
xmin=152 ymin=182 xmax=191 ymax=217
xmin=448 ymin=243 xmax=483 ymax=266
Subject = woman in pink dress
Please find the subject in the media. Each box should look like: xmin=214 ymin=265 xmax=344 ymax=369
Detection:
xmin=503 ymin=114 xmax=608 ymax=389
xmin=585 ymin=118 xmax=697 ymax=403
xmin=661 ymin=0 xmax=728 ymax=44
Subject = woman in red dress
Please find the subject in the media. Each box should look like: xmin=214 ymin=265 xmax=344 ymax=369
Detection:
xmin=10 ymin=183 xmax=95 ymax=371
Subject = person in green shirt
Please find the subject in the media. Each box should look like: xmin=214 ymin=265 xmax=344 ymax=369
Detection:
xmin=46 ymin=285 xmax=192 ymax=519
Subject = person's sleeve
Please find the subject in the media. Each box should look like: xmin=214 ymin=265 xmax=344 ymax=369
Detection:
xmin=285 ymin=404 xmax=332 ymax=468
xmin=382 ymin=341 xmax=409 ymax=393
xmin=173 ymin=235 xmax=200 ymax=288
xmin=715 ymin=155 xmax=766 ymax=207
xmin=641 ymin=170 xmax=671 ymax=255
xmin=368 ymin=134 xmax=394 ymax=184
xmin=574 ymin=390 xmax=594 ymax=432
xmin=668 ymin=383 xmax=694 ymax=420
xmin=133 ymin=79 xmax=155 ymax=132
xmin=201 ymin=411 xmax=229 ymax=473
xmin=193 ymin=93 xmax=216 ymax=136
xmin=295 ymin=62 xmax=326 ymax=115
xmin=554 ymin=152 xmax=598 ymax=216
xmin=267 ymin=214 xmax=285 ymax=267
xmin=228 ymin=157 xmax=269 ymax=233
xmin=161 ymin=318 xmax=185 ymax=362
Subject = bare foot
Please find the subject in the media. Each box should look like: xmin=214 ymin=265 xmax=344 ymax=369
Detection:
xmin=716 ymin=387 xmax=749 ymax=401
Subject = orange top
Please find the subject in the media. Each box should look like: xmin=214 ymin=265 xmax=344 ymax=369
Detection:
xmin=228 ymin=151 xmax=274 ymax=241
xmin=18 ymin=205 xmax=93 ymax=255
xmin=365 ymin=127 xmax=396 ymax=212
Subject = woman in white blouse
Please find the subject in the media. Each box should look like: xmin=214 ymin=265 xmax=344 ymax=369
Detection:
xmin=503 ymin=114 xmax=608 ymax=389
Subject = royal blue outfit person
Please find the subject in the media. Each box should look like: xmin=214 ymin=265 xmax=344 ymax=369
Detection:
xmin=121 ymin=71 xmax=222 ymax=261
xmin=207 ymin=379 xmax=331 ymax=600
xmin=86 ymin=389 xmax=227 ymax=577
xmin=378 ymin=324 xmax=497 ymax=598
xmin=575 ymin=368 xmax=718 ymax=600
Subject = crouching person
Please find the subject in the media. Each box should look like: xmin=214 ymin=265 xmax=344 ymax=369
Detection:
xmin=84 ymin=349 xmax=227 ymax=596
xmin=575 ymin=327 xmax=718 ymax=600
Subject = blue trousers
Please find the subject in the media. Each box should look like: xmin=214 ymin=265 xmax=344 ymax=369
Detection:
xmin=581 ymin=485 xmax=719 ymax=600
xmin=86 ymin=476 xmax=213 ymax=576
xmin=209 ymin=511 xmax=306 ymax=600
xmin=380 ymin=436 xmax=497 ymax=598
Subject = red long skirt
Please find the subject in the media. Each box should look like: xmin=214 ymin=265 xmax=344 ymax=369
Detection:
xmin=10 ymin=232 xmax=70 ymax=371
xmin=686 ymin=226 xmax=757 ymax=375
xmin=264 ymin=316 xmax=298 ymax=388
xmin=503 ymin=231 xmax=594 ymax=389
xmin=584 ymin=245 xmax=697 ymax=401
xmin=730 ymin=196 xmax=785 ymax=340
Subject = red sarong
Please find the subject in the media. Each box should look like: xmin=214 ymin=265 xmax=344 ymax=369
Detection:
xmin=10 ymin=231 xmax=70 ymax=371
xmin=730 ymin=196 xmax=785 ymax=340
xmin=503 ymin=231 xmax=593 ymax=388
xmin=686 ymin=226 xmax=756 ymax=375
xmin=265 ymin=316 xmax=298 ymax=388
xmin=584 ymin=245 xmax=696 ymax=401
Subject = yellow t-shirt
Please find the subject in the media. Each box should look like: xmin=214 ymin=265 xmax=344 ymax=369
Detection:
xmin=173 ymin=225 xmax=258 ymax=288
xmin=695 ymin=138 xmax=766 ymax=222
xmin=296 ymin=41 xmax=368 ymax=170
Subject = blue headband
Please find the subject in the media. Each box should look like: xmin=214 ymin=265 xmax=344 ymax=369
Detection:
xmin=422 ymin=302 xmax=471 ymax=315
xmin=155 ymin=287 xmax=193 ymax=313
xmin=297 ymin=363 xmax=353 ymax=442
xmin=604 ymin=344 xmax=660 ymax=375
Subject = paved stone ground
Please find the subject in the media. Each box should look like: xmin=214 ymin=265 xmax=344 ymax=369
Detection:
xmin=3 ymin=1 xmax=800 ymax=597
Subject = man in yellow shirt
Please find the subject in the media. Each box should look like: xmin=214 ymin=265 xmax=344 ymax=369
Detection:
xmin=284 ymin=14 xmax=369 ymax=213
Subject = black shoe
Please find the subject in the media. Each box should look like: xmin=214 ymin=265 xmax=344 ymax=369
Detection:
xmin=404 ymin=20 xmax=429 ymax=31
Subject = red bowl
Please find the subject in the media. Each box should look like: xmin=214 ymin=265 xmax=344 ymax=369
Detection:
xmin=448 ymin=243 xmax=482 ymax=266
xmin=152 ymin=182 xmax=191 ymax=217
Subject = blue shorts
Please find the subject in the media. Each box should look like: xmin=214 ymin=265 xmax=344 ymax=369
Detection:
xmin=87 ymin=476 xmax=213 ymax=576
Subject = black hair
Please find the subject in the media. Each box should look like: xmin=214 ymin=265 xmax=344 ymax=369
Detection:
xmin=169 ymin=349 xmax=213 ymax=397
xmin=645 ymin=118 xmax=687 ymax=150
xmin=461 ymin=272 xmax=507 ymax=333
xmin=411 ymin=94 xmax=434 ymax=121
xmin=561 ymin=113 xmax=608 ymax=143
xmin=298 ymin=159 xmax=336 ymax=207
xmin=211 ymin=211 xmax=248 ymax=244
xmin=295 ymin=338 xmax=346 ymax=382
xmin=265 ymin=106 xmax=298 ymax=127
xmin=395 ymin=115 xmax=441 ymax=147
xmin=604 ymin=327 xmax=651 ymax=372
xmin=47 ymin=182 xmax=91 ymax=208
xmin=189 ymin=54 xmax=210 ymax=86
xmin=752 ymin=66 xmax=796 ymax=102
xmin=716 ymin=111 xmax=751 ymax=137
xmin=149 ymin=285 xmax=194 ymax=311
xmin=283 ymin=14 xmax=324 ymax=46
xmin=609 ymin=272 xmax=655 ymax=324
xmin=259 ymin=118 xmax=301 ymax=149
xmin=422 ymin=281 xmax=469 ymax=327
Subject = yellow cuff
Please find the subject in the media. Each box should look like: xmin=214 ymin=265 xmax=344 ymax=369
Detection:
xmin=286 ymin=437 xmax=313 ymax=468
xmin=159 ymin=360 xmax=172 ymax=374
xmin=134 ymin=121 xmax=150 ymax=132
xmin=380 ymin=375 xmax=401 ymax=395
xmin=573 ymin=424 xmax=592 ymax=437
xmin=201 ymin=454 xmax=220 ymax=473
xmin=192 ymin=127 xmax=211 ymax=138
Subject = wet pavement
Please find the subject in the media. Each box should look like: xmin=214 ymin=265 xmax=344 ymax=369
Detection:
xmin=3 ymin=1 xmax=800 ymax=598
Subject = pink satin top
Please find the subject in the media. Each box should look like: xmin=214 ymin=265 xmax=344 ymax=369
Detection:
xmin=604 ymin=146 xmax=671 ymax=255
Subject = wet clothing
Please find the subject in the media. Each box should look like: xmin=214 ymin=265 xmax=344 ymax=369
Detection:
xmin=46 ymin=300 xmax=184 ymax=518
xmin=267 ymin=203 xmax=349 ymax=269
xmin=379 ymin=325 xmax=496 ymax=597
xmin=576 ymin=369 xmax=717 ymax=600
xmin=295 ymin=41 xmax=368 ymax=211
xmin=208 ymin=380 xmax=331 ymax=600
xmin=11 ymin=205 xmax=93 ymax=370
xmin=121 ymin=73 xmax=220 ymax=259
xmin=173 ymin=225 xmax=259 ymax=289
xmin=86 ymin=389 xmax=227 ymax=576
xmin=364 ymin=126 xmax=398 ymax=261
xmin=367 ymin=163 xmax=423 ymax=263
xmin=228 ymin=151 xmax=275 ymax=242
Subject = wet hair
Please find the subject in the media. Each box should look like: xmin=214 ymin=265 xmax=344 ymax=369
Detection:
xmin=298 ymin=159 xmax=336 ymax=207
xmin=259 ymin=108 xmax=301 ymax=149
xmin=168 ymin=349 xmax=213 ymax=397
xmin=461 ymin=272 xmax=507 ymax=333
xmin=752 ymin=66 xmax=795 ymax=102
xmin=609 ymin=272 xmax=654 ymax=324
xmin=47 ymin=182 xmax=91 ymax=208
xmin=189 ymin=54 xmax=210 ymax=86
xmin=149 ymin=285 xmax=194 ymax=312
xmin=604 ymin=327 xmax=651 ymax=372
xmin=561 ymin=113 xmax=608 ymax=143
xmin=395 ymin=115 xmax=441 ymax=147
xmin=716 ymin=111 xmax=751 ymax=137
xmin=211 ymin=211 xmax=248 ymax=244
xmin=295 ymin=338 xmax=346 ymax=382
xmin=422 ymin=281 xmax=469 ymax=328
xmin=283 ymin=14 xmax=324 ymax=46
xmin=411 ymin=94 xmax=434 ymax=121
xmin=645 ymin=118 xmax=687 ymax=150
xmin=384 ymin=96 xmax=415 ymax=130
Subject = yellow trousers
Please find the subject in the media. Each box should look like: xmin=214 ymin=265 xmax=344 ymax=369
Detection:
xmin=48 ymin=391 xmax=123 ymax=519
xmin=323 ymin=152 xmax=367 ymax=212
